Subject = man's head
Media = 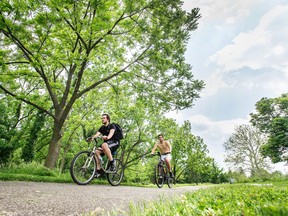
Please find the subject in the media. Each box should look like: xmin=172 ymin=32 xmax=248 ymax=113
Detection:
xmin=158 ymin=134 xmax=164 ymax=142
xmin=102 ymin=113 xmax=110 ymax=125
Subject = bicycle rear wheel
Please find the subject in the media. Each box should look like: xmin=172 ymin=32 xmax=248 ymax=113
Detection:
xmin=70 ymin=150 xmax=96 ymax=185
xmin=107 ymin=159 xmax=124 ymax=186
xmin=155 ymin=164 xmax=164 ymax=188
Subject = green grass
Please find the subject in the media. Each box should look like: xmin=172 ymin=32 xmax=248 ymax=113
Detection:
xmin=123 ymin=183 xmax=288 ymax=216
xmin=0 ymin=162 xmax=72 ymax=183
xmin=0 ymin=163 xmax=201 ymax=187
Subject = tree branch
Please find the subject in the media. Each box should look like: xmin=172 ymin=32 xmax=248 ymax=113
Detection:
xmin=76 ymin=44 xmax=152 ymax=99
xmin=0 ymin=84 xmax=55 ymax=119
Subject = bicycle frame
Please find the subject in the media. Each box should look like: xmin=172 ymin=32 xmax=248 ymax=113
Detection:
xmin=154 ymin=152 xmax=173 ymax=188
xmin=70 ymin=137 xmax=124 ymax=186
xmin=158 ymin=156 xmax=169 ymax=179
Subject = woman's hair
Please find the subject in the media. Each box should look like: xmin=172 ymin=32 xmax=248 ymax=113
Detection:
xmin=102 ymin=113 xmax=110 ymax=122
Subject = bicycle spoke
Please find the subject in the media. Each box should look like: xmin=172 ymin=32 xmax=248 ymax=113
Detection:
xmin=70 ymin=151 xmax=96 ymax=185
xmin=107 ymin=159 xmax=124 ymax=186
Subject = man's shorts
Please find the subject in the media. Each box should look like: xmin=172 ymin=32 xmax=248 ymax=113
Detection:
xmin=101 ymin=140 xmax=120 ymax=152
xmin=161 ymin=152 xmax=172 ymax=161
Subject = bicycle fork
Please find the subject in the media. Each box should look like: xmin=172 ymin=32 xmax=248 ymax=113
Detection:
xmin=83 ymin=148 xmax=96 ymax=169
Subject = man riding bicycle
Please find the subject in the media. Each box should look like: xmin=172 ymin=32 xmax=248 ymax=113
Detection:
xmin=151 ymin=134 xmax=174 ymax=178
xmin=89 ymin=113 xmax=120 ymax=176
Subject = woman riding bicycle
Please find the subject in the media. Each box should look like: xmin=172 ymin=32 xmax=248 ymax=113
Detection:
xmin=151 ymin=134 xmax=174 ymax=178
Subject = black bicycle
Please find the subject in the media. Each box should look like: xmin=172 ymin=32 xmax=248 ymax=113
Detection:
xmin=70 ymin=137 xmax=124 ymax=186
xmin=153 ymin=152 xmax=174 ymax=188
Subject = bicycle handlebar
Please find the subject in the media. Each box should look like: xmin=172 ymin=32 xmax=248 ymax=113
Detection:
xmin=151 ymin=152 xmax=161 ymax=157
xmin=86 ymin=135 xmax=103 ymax=142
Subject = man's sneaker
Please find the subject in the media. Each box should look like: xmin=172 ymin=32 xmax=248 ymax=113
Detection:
xmin=170 ymin=172 xmax=174 ymax=178
xmin=109 ymin=160 xmax=116 ymax=172
xmin=99 ymin=168 xmax=105 ymax=175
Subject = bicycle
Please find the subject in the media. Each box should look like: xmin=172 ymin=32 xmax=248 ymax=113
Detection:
xmin=153 ymin=152 xmax=174 ymax=188
xmin=70 ymin=136 xmax=124 ymax=186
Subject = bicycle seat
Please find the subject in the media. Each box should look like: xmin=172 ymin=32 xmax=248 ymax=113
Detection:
xmin=111 ymin=150 xmax=117 ymax=155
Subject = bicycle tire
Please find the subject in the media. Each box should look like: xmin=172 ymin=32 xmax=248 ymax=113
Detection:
xmin=167 ymin=176 xmax=174 ymax=188
xmin=107 ymin=158 xmax=124 ymax=186
xmin=155 ymin=164 xmax=164 ymax=188
xmin=70 ymin=150 xmax=96 ymax=185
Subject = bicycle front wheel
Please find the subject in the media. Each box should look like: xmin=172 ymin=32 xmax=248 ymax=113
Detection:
xmin=70 ymin=150 xmax=96 ymax=185
xmin=167 ymin=176 xmax=174 ymax=188
xmin=155 ymin=164 xmax=164 ymax=188
xmin=107 ymin=159 xmax=124 ymax=186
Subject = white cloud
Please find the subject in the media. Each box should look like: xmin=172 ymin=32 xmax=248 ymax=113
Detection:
xmin=183 ymin=0 xmax=257 ymax=23
xmin=179 ymin=1 xmax=288 ymax=174
xmin=166 ymin=111 xmax=249 ymax=168
xmin=189 ymin=114 xmax=248 ymax=135
xmin=201 ymin=4 xmax=288 ymax=96
xmin=210 ymin=5 xmax=288 ymax=72
xmin=200 ymin=70 xmax=233 ymax=96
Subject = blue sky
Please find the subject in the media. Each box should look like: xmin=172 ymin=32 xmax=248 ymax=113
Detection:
xmin=168 ymin=0 xmax=288 ymax=173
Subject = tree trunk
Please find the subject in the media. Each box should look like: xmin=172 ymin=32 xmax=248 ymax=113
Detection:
xmin=44 ymin=121 xmax=63 ymax=169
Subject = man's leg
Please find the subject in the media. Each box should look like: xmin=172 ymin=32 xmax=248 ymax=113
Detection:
xmin=165 ymin=158 xmax=172 ymax=172
xmin=101 ymin=142 xmax=116 ymax=171
xmin=101 ymin=142 xmax=113 ymax=161
xmin=95 ymin=148 xmax=103 ymax=169
xmin=94 ymin=148 xmax=104 ymax=177
xmin=165 ymin=158 xmax=174 ymax=178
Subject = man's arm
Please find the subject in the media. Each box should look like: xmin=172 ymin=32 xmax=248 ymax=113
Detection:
xmin=105 ymin=128 xmax=115 ymax=140
xmin=166 ymin=141 xmax=172 ymax=152
xmin=151 ymin=143 xmax=158 ymax=155
xmin=92 ymin=131 xmax=101 ymax=139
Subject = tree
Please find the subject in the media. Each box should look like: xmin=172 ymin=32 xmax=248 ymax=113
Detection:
xmin=21 ymin=111 xmax=46 ymax=162
xmin=250 ymin=93 xmax=288 ymax=162
xmin=261 ymin=117 xmax=288 ymax=163
xmin=0 ymin=0 xmax=204 ymax=168
xmin=0 ymin=97 xmax=18 ymax=164
xmin=224 ymin=124 xmax=271 ymax=177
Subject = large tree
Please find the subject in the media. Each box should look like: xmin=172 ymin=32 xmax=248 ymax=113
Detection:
xmin=250 ymin=93 xmax=288 ymax=162
xmin=0 ymin=0 xmax=204 ymax=168
xmin=224 ymin=125 xmax=271 ymax=176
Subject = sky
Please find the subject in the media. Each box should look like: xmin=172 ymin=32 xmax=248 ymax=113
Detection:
xmin=167 ymin=0 xmax=288 ymax=173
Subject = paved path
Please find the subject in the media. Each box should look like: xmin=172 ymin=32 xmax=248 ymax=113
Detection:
xmin=0 ymin=181 xmax=208 ymax=215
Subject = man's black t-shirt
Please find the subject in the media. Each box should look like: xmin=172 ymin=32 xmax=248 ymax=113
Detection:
xmin=98 ymin=124 xmax=119 ymax=141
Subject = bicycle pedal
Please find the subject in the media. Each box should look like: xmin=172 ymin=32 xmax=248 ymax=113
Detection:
xmin=106 ymin=170 xmax=116 ymax=174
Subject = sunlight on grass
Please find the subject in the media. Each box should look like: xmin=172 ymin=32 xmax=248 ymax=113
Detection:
xmin=122 ymin=183 xmax=288 ymax=216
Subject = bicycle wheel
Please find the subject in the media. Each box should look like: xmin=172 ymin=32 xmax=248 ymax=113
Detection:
xmin=155 ymin=164 xmax=164 ymax=188
xmin=70 ymin=150 xmax=96 ymax=185
xmin=107 ymin=159 xmax=124 ymax=186
xmin=167 ymin=176 xmax=174 ymax=188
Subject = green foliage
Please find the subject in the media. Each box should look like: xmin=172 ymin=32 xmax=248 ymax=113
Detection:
xmin=124 ymin=162 xmax=152 ymax=185
xmin=0 ymin=0 xmax=204 ymax=169
xmin=0 ymin=98 xmax=18 ymax=164
xmin=1 ymin=162 xmax=56 ymax=176
xmin=21 ymin=111 xmax=46 ymax=162
xmin=250 ymin=93 xmax=288 ymax=163
xmin=0 ymin=162 xmax=72 ymax=183
xmin=126 ymin=183 xmax=288 ymax=216
xmin=261 ymin=117 xmax=288 ymax=163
